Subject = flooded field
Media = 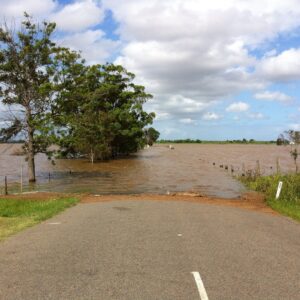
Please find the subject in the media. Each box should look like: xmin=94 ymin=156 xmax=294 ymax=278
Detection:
xmin=0 ymin=143 xmax=296 ymax=198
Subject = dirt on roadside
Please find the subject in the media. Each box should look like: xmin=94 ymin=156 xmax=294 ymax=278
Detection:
xmin=0 ymin=190 xmax=277 ymax=215
xmin=80 ymin=191 xmax=277 ymax=215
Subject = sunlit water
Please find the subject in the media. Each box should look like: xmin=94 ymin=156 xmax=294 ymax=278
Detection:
xmin=0 ymin=143 xmax=296 ymax=198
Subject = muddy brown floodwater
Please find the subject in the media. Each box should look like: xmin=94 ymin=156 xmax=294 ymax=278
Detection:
xmin=0 ymin=143 xmax=296 ymax=198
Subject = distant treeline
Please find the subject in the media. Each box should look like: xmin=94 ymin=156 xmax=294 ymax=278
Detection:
xmin=157 ymin=139 xmax=276 ymax=144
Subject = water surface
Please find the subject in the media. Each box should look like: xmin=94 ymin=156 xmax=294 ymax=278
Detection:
xmin=0 ymin=144 xmax=296 ymax=198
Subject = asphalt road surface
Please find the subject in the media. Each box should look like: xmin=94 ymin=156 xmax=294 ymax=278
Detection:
xmin=0 ymin=200 xmax=299 ymax=299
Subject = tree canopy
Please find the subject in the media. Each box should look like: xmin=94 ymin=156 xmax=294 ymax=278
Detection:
xmin=54 ymin=63 xmax=155 ymax=161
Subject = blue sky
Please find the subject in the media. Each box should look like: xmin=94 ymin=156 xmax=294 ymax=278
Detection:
xmin=1 ymin=0 xmax=300 ymax=140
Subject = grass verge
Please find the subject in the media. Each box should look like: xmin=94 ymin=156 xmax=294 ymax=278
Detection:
xmin=239 ymin=173 xmax=300 ymax=221
xmin=0 ymin=197 xmax=79 ymax=241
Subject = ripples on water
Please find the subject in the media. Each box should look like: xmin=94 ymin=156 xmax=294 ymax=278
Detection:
xmin=0 ymin=143 xmax=296 ymax=198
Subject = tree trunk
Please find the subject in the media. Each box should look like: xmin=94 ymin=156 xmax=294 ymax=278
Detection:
xmin=28 ymin=138 xmax=36 ymax=182
xmin=26 ymin=108 xmax=36 ymax=182
xmin=90 ymin=148 xmax=94 ymax=164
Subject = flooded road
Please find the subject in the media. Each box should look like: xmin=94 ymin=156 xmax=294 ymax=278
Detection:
xmin=0 ymin=143 xmax=296 ymax=198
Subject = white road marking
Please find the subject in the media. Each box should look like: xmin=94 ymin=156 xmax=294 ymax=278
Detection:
xmin=191 ymin=271 xmax=209 ymax=300
xmin=177 ymin=233 xmax=182 ymax=236
xmin=47 ymin=222 xmax=61 ymax=225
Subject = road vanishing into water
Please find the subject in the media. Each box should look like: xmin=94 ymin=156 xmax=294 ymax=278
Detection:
xmin=0 ymin=200 xmax=299 ymax=299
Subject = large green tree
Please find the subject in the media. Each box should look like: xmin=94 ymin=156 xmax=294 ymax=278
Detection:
xmin=55 ymin=63 xmax=155 ymax=161
xmin=0 ymin=14 xmax=69 ymax=182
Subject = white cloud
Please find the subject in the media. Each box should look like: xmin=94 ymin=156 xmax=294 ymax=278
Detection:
xmin=0 ymin=1 xmax=117 ymax=65
xmin=104 ymin=0 xmax=300 ymax=120
xmin=0 ymin=0 xmax=56 ymax=18
xmin=226 ymin=102 xmax=249 ymax=112
xmin=50 ymin=0 xmax=105 ymax=32
xmin=154 ymin=112 xmax=170 ymax=121
xmin=254 ymin=91 xmax=293 ymax=103
xmin=179 ymin=118 xmax=197 ymax=124
xmin=104 ymin=0 xmax=300 ymax=44
xmin=259 ymin=48 xmax=300 ymax=81
xmin=144 ymin=94 xmax=215 ymax=123
xmin=160 ymin=127 xmax=181 ymax=137
xmin=202 ymin=112 xmax=221 ymax=121
xmin=57 ymin=30 xmax=120 ymax=64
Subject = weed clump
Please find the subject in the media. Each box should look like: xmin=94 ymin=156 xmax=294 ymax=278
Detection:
xmin=239 ymin=173 xmax=300 ymax=221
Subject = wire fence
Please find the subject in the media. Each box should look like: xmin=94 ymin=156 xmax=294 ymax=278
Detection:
xmin=0 ymin=172 xmax=58 ymax=195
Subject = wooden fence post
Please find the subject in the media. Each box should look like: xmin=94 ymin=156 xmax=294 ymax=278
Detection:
xmin=4 ymin=176 xmax=8 ymax=195
xmin=276 ymin=157 xmax=280 ymax=174
xmin=20 ymin=164 xmax=23 ymax=193
xmin=256 ymin=160 xmax=260 ymax=176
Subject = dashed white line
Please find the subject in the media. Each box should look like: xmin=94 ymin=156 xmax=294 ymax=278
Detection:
xmin=47 ymin=222 xmax=61 ymax=225
xmin=191 ymin=271 xmax=209 ymax=300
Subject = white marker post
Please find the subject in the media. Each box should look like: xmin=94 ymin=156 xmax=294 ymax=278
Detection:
xmin=276 ymin=181 xmax=283 ymax=200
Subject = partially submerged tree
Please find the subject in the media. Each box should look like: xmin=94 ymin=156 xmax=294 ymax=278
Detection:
xmin=145 ymin=127 xmax=160 ymax=146
xmin=55 ymin=63 xmax=155 ymax=161
xmin=0 ymin=14 xmax=63 ymax=181
xmin=276 ymin=134 xmax=285 ymax=145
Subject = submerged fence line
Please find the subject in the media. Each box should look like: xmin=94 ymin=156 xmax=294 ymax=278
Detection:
xmin=0 ymin=171 xmax=64 ymax=195
xmin=211 ymin=157 xmax=283 ymax=178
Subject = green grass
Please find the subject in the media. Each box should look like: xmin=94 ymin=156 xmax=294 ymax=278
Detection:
xmin=0 ymin=197 xmax=79 ymax=240
xmin=240 ymin=174 xmax=300 ymax=221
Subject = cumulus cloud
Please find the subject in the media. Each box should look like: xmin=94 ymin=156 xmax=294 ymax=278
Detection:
xmin=57 ymin=29 xmax=120 ymax=64
xmin=226 ymin=102 xmax=249 ymax=112
xmin=160 ymin=127 xmax=181 ymax=137
xmin=50 ymin=0 xmax=105 ymax=32
xmin=202 ymin=112 xmax=221 ymax=121
xmin=144 ymin=94 xmax=215 ymax=123
xmin=104 ymin=0 xmax=300 ymax=120
xmin=0 ymin=0 xmax=56 ymax=19
xmin=179 ymin=118 xmax=197 ymax=124
xmin=254 ymin=91 xmax=294 ymax=103
xmin=0 ymin=0 xmax=119 ymax=70
xmin=259 ymin=48 xmax=300 ymax=81
xmin=154 ymin=112 xmax=171 ymax=121
xmin=104 ymin=0 xmax=300 ymax=44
